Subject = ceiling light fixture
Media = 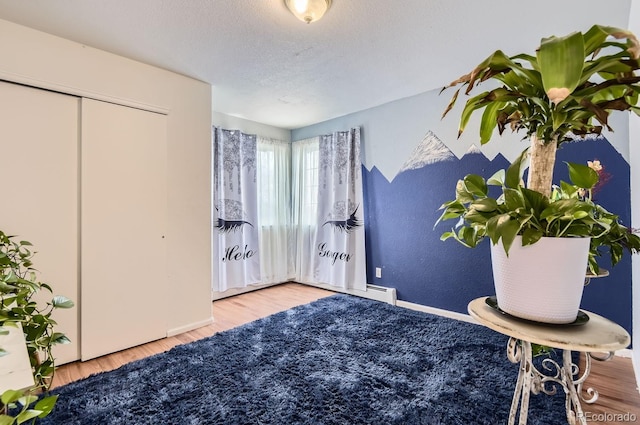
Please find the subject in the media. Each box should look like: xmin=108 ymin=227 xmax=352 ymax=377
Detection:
xmin=284 ymin=0 xmax=332 ymax=24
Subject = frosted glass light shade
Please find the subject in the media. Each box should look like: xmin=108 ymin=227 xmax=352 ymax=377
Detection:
xmin=284 ymin=0 xmax=332 ymax=24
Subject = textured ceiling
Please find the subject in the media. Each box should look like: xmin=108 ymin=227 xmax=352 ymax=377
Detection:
xmin=0 ymin=0 xmax=632 ymax=129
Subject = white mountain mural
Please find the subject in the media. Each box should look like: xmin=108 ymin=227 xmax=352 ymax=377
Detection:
xmin=398 ymin=131 xmax=454 ymax=173
xmin=465 ymin=144 xmax=483 ymax=155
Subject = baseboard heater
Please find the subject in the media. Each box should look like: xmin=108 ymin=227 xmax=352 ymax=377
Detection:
xmin=364 ymin=284 xmax=397 ymax=305
xmin=300 ymin=281 xmax=397 ymax=306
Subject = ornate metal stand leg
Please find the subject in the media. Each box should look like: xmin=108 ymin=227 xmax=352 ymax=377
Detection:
xmin=561 ymin=349 xmax=585 ymax=425
xmin=507 ymin=337 xmax=533 ymax=425
xmin=505 ymin=338 xmax=613 ymax=425
xmin=575 ymin=351 xmax=613 ymax=405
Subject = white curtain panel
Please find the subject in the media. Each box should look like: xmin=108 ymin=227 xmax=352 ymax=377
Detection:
xmin=256 ymin=137 xmax=294 ymax=283
xmin=212 ymin=128 xmax=261 ymax=291
xmin=291 ymin=137 xmax=320 ymax=283
xmin=313 ymin=128 xmax=366 ymax=290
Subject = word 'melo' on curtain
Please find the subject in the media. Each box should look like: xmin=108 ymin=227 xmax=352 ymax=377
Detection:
xmin=313 ymin=128 xmax=366 ymax=290
xmin=212 ymin=127 xmax=261 ymax=291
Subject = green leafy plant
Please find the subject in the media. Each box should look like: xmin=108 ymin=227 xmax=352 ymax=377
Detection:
xmin=437 ymin=24 xmax=640 ymax=271
xmin=0 ymin=231 xmax=74 ymax=424
xmin=436 ymin=149 xmax=640 ymax=273
xmin=0 ymin=390 xmax=57 ymax=425
xmin=441 ymin=24 xmax=640 ymax=198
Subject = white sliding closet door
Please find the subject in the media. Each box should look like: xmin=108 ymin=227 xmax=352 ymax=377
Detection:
xmin=0 ymin=81 xmax=79 ymax=364
xmin=81 ymin=99 xmax=167 ymax=360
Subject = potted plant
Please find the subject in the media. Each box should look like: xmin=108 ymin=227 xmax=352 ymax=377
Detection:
xmin=436 ymin=24 xmax=640 ymax=323
xmin=0 ymin=231 xmax=73 ymax=424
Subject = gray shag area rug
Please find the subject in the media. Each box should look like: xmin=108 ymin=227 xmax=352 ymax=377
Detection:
xmin=40 ymin=294 xmax=567 ymax=424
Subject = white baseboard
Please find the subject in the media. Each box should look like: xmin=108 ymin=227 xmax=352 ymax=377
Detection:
xmin=166 ymin=317 xmax=214 ymax=338
xmin=211 ymin=282 xmax=282 ymax=300
xmin=615 ymin=348 xmax=632 ymax=358
xmin=396 ymin=300 xmax=478 ymax=324
xmin=300 ymin=281 xmax=397 ymax=305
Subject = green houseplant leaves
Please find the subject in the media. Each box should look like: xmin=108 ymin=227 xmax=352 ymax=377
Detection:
xmin=437 ymin=24 xmax=640 ymax=274
xmin=435 ymin=149 xmax=640 ymax=274
xmin=441 ymin=24 xmax=640 ymax=146
xmin=0 ymin=231 xmax=74 ymax=424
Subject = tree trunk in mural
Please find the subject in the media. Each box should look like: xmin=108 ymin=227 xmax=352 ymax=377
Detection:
xmin=526 ymin=134 xmax=558 ymax=197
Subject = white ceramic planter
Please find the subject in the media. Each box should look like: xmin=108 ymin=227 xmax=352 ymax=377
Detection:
xmin=490 ymin=235 xmax=591 ymax=324
xmin=0 ymin=323 xmax=35 ymax=392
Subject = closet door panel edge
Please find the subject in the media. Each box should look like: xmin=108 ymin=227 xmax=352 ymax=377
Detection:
xmin=80 ymin=98 xmax=167 ymax=361
xmin=0 ymin=81 xmax=80 ymax=364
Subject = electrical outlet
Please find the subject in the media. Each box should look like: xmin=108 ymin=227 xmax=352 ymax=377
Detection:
xmin=375 ymin=267 xmax=382 ymax=278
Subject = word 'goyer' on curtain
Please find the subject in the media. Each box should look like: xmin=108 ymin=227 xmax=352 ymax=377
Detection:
xmin=212 ymin=127 xmax=261 ymax=291
xmin=312 ymin=128 xmax=366 ymax=290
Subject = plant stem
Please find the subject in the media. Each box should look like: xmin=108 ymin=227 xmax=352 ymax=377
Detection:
xmin=558 ymin=219 xmax=574 ymax=237
xmin=527 ymin=134 xmax=558 ymax=197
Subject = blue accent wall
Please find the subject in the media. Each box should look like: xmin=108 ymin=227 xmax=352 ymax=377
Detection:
xmin=555 ymin=139 xmax=633 ymax=333
xmin=363 ymin=153 xmax=508 ymax=311
xmin=363 ymin=138 xmax=632 ymax=334
xmin=294 ymin=91 xmax=634 ymax=336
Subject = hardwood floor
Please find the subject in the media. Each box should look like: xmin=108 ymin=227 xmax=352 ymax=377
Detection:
xmin=579 ymin=353 xmax=640 ymax=424
xmin=52 ymin=283 xmax=640 ymax=423
xmin=51 ymin=283 xmax=334 ymax=388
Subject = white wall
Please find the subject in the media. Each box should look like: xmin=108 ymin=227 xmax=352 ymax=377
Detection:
xmin=630 ymin=113 xmax=640 ymax=383
xmin=213 ymin=111 xmax=291 ymax=141
xmin=0 ymin=18 xmax=213 ymax=337
xmin=293 ymin=87 xmax=632 ymax=184
xmin=628 ymin=3 xmax=640 ymax=388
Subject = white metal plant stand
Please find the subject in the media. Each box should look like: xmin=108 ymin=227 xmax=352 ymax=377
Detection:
xmin=468 ymin=297 xmax=630 ymax=425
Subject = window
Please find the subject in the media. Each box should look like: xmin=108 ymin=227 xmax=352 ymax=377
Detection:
xmin=292 ymin=137 xmax=320 ymax=227
xmin=256 ymin=137 xmax=293 ymax=282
